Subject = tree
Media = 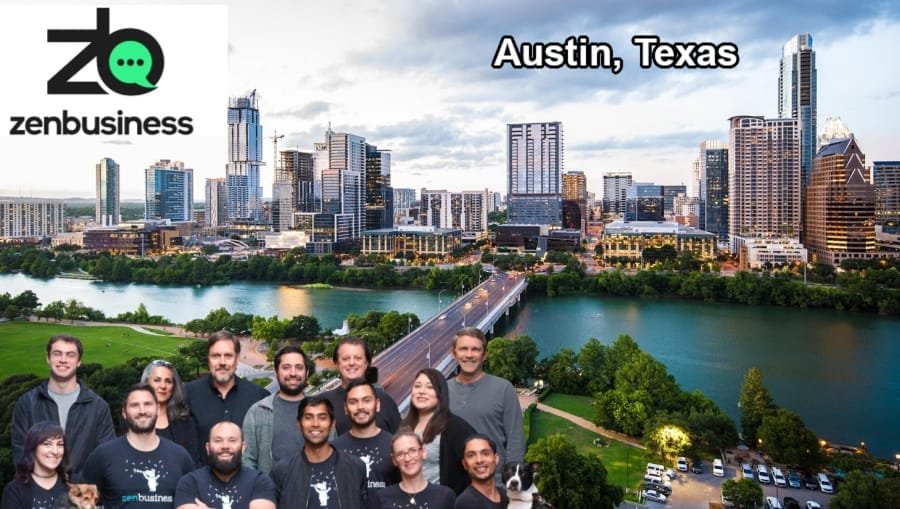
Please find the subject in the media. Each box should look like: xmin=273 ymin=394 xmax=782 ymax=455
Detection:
xmin=578 ymin=338 xmax=609 ymax=393
xmin=546 ymin=348 xmax=583 ymax=394
xmin=757 ymin=408 xmax=824 ymax=471
xmin=525 ymin=434 xmax=623 ymax=509
xmin=284 ymin=314 xmax=321 ymax=342
xmin=251 ymin=316 xmax=289 ymax=342
xmin=830 ymin=471 xmax=900 ymax=509
xmin=721 ymin=478 xmax=763 ymax=508
xmin=738 ymin=367 xmax=775 ymax=445
xmin=485 ymin=336 xmax=538 ymax=385
xmin=646 ymin=423 xmax=692 ymax=462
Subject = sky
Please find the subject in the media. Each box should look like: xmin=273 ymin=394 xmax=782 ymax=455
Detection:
xmin=1 ymin=0 xmax=898 ymax=201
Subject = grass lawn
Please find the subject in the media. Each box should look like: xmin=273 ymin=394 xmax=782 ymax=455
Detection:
xmin=528 ymin=409 xmax=654 ymax=497
xmin=0 ymin=321 xmax=196 ymax=380
xmin=541 ymin=392 xmax=595 ymax=421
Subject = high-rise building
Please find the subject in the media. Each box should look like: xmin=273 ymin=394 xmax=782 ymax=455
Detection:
xmin=624 ymin=183 xmax=664 ymax=222
xmin=321 ymin=167 xmax=362 ymax=239
xmin=145 ymin=160 xmax=193 ymax=221
xmin=700 ymin=140 xmax=728 ymax=241
xmin=874 ymin=161 xmax=900 ymax=234
xmin=226 ymin=91 xmax=263 ymax=223
xmin=271 ymin=181 xmax=294 ymax=232
xmin=326 ymin=130 xmax=366 ymax=237
xmin=490 ymin=192 xmax=503 ymax=212
xmin=95 ymin=157 xmax=120 ymax=226
xmin=728 ymin=116 xmax=801 ymax=253
xmin=661 ymin=185 xmax=687 ymax=216
xmin=805 ymin=136 xmax=875 ymax=266
xmin=562 ymin=171 xmax=587 ymax=232
xmin=602 ymin=172 xmax=632 ymax=215
xmin=507 ymin=122 xmax=563 ymax=225
xmin=420 ymin=189 xmax=490 ymax=236
xmin=365 ymin=144 xmax=393 ymax=230
xmin=204 ymin=178 xmax=227 ymax=228
xmin=278 ymin=149 xmax=316 ymax=213
xmin=0 ymin=198 xmax=66 ymax=238
xmin=393 ymin=188 xmax=417 ymax=211
xmin=778 ymin=34 xmax=816 ymax=188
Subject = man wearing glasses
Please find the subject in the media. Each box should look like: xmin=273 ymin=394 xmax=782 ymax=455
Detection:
xmin=11 ymin=334 xmax=116 ymax=474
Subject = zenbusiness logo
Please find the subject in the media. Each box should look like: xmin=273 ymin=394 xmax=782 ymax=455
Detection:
xmin=7 ymin=7 xmax=192 ymax=136
xmin=48 ymin=7 xmax=164 ymax=95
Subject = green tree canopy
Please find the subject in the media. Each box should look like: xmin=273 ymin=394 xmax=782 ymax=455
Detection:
xmin=525 ymin=434 xmax=623 ymax=509
xmin=721 ymin=478 xmax=763 ymax=509
xmin=830 ymin=471 xmax=900 ymax=509
xmin=739 ymin=367 xmax=776 ymax=445
xmin=757 ymin=408 xmax=824 ymax=471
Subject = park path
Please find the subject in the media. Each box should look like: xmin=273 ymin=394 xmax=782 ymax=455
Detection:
xmin=535 ymin=402 xmax=646 ymax=450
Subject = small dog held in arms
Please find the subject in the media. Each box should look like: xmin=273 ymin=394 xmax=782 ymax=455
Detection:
xmin=67 ymin=483 xmax=100 ymax=509
xmin=502 ymin=462 xmax=554 ymax=509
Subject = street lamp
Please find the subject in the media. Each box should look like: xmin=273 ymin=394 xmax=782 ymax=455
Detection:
xmin=407 ymin=316 xmax=412 ymax=336
xmin=438 ymin=288 xmax=448 ymax=311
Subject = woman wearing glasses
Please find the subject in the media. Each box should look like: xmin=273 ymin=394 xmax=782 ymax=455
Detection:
xmin=400 ymin=368 xmax=476 ymax=495
xmin=374 ymin=431 xmax=456 ymax=509
xmin=140 ymin=359 xmax=200 ymax=465
xmin=1 ymin=422 xmax=69 ymax=509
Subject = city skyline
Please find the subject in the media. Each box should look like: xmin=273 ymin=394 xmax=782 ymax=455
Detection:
xmin=0 ymin=1 xmax=898 ymax=201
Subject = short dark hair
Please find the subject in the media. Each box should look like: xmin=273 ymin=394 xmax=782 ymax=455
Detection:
xmin=344 ymin=379 xmax=376 ymax=401
xmin=453 ymin=327 xmax=487 ymax=349
xmin=297 ymin=396 xmax=334 ymax=421
xmin=274 ymin=344 xmax=311 ymax=372
xmin=464 ymin=433 xmax=498 ymax=454
xmin=15 ymin=422 xmax=68 ymax=484
xmin=331 ymin=336 xmax=372 ymax=365
xmin=207 ymin=330 xmax=241 ymax=354
xmin=46 ymin=335 xmax=83 ymax=360
xmin=122 ymin=383 xmax=157 ymax=409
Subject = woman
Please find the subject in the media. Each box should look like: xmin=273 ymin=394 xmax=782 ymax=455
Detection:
xmin=140 ymin=359 xmax=200 ymax=465
xmin=321 ymin=336 xmax=402 ymax=435
xmin=400 ymin=368 xmax=476 ymax=495
xmin=1 ymin=422 xmax=69 ymax=509
xmin=374 ymin=431 xmax=456 ymax=509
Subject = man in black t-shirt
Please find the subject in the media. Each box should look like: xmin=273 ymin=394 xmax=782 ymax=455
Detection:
xmin=454 ymin=435 xmax=509 ymax=509
xmin=175 ymin=421 xmax=276 ymax=509
xmin=78 ymin=384 xmax=194 ymax=508
xmin=270 ymin=396 xmax=366 ymax=509
xmin=332 ymin=380 xmax=399 ymax=504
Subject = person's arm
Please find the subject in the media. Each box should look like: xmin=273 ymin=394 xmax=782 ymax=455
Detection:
xmin=94 ymin=398 xmax=117 ymax=444
xmin=502 ymin=382 xmax=526 ymax=464
xmin=1 ymin=481 xmax=24 ymax=509
xmin=10 ymin=398 xmax=30 ymax=466
xmin=248 ymin=500 xmax=276 ymax=509
xmin=249 ymin=468 xmax=277 ymax=509
xmin=242 ymin=407 xmax=260 ymax=469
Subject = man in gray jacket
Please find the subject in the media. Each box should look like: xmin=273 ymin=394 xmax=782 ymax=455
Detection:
xmin=242 ymin=345 xmax=308 ymax=473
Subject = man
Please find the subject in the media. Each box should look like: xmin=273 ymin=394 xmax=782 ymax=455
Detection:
xmin=331 ymin=380 xmax=399 ymax=503
xmin=454 ymin=435 xmax=509 ymax=509
xmin=78 ymin=384 xmax=195 ymax=508
xmin=269 ymin=397 xmax=366 ymax=508
xmin=242 ymin=345 xmax=309 ymax=473
xmin=320 ymin=337 xmax=401 ymax=436
xmin=175 ymin=421 xmax=276 ymax=509
xmin=12 ymin=335 xmax=115 ymax=474
xmin=447 ymin=327 xmax=525 ymax=471
xmin=186 ymin=331 xmax=269 ymax=459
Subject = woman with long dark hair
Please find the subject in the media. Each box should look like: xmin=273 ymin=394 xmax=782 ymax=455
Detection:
xmin=1 ymin=422 xmax=69 ymax=509
xmin=140 ymin=359 xmax=200 ymax=465
xmin=400 ymin=368 xmax=476 ymax=495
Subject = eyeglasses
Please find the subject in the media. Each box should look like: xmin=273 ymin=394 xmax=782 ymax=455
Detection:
xmin=393 ymin=447 xmax=422 ymax=459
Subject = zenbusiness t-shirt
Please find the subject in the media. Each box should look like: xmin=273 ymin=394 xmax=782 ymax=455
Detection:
xmin=331 ymin=430 xmax=398 ymax=499
xmin=1 ymin=476 xmax=69 ymax=509
xmin=375 ymin=482 xmax=456 ymax=509
xmin=306 ymin=453 xmax=339 ymax=509
xmin=174 ymin=465 xmax=276 ymax=509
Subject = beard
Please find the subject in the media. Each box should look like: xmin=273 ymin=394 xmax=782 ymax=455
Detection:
xmin=278 ymin=379 xmax=307 ymax=397
xmin=126 ymin=413 xmax=157 ymax=434
xmin=208 ymin=448 xmax=242 ymax=475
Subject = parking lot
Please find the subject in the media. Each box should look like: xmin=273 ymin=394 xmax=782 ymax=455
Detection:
xmin=628 ymin=462 xmax=835 ymax=508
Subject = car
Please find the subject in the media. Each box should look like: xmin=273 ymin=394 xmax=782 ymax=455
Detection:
xmin=765 ymin=496 xmax=783 ymax=509
xmin=805 ymin=502 xmax=822 ymax=509
xmin=787 ymin=469 xmax=802 ymax=488
xmin=816 ymin=472 xmax=833 ymax=493
xmin=664 ymin=467 xmax=677 ymax=480
xmin=713 ymin=458 xmax=725 ymax=477
xmin=642 ymin=482 xmax=671 ymax=496
xmin=641 ymin=489 xmax=667 ymax=503
xmin=783 ymin=497 xmax=801 ymax=509
xmin=676 ymin=456 xmax=689 ymax=472
xmin=803 ymin=474 xmax=819 ymax=490
xmin=741 ymin=463 xmax=755 ymax=480
xmin=772 ymin=466 xmax=787 ymax=487
xmin=757 ymin=464 xmax=772 ymax=484
xmin=691 ymin=459 xmax=703 ymax=474
xmin=643 ymin=473 xmax=671 ymax=488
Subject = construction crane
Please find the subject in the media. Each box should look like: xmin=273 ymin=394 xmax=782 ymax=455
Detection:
xmin=269 ymin=130 xmax=284 ymax=177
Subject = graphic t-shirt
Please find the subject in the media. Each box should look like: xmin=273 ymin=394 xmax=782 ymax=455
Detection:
xmin=0 ymin=476 xmax=70 ymax=509
xmin=306 ymin=453 xmax=339 ymax=509
xmin=374 ymin=482 xmax=456 ymax=509
xmin=331 ymin=430 xmax=398 ymax=500
xmin=78 ymin=436 xmax=194 ymax=508
xmin=174 ymin=465 xmax=276 ymax=509
xmin=453 ymin=485 xmax=509 ymax=509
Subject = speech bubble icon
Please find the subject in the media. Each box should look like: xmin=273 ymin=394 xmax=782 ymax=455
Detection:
xmin=108 ymin=40 xmax=156 ymax=89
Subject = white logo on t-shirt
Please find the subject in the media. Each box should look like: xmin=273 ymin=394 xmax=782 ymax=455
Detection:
xmin=360 ymin=454 xmax=373 ymax=477
xmin=217 ymin=493 xmax=233 ymax=509
xmin=311 ymin=481 xmax=331 ymax=507
xmin=134 ymin=468 xmax=161 ymax=492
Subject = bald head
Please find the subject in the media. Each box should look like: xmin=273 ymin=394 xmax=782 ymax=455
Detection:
xmin=208 ymin=421 xmax=243 ymax=443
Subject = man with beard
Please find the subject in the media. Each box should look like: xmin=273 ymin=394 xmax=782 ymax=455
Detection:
xmin=186 ymin=331 xmax=269 ymax=461
xmin=174 ymin=421 xmax=276 ymax=509
xmin=454 ymin=435 xmax=508 ymax=509
xmin=78 ymin=384 xmax=195 ymax=508
xmin=242 ymin=345 xmax=308 ymax=473
xmin=270 ymin=397 xmax=366 ymax=509
xmin=332 ymin=380 xmax=399 ymax=504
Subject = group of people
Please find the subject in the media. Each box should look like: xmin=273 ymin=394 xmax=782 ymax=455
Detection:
xmin=3 ymin=326 xmax=525 ymax=508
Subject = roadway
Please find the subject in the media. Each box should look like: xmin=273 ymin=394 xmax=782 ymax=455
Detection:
xmin=371 ymin=271 xmax=526 ymax=411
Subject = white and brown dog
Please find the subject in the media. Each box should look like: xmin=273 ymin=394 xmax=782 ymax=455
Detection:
xmin=502 ymin=462 xmax=553 ymax=509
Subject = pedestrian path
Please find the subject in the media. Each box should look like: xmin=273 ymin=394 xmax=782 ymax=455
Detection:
xmin=535 ymin=402 xmax=646 ymax=450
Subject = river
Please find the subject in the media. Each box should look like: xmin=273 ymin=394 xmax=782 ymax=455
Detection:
xmin=2 ymin=273 xmax=897 ymax=459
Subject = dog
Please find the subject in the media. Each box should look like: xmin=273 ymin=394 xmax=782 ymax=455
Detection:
xmin=502 ymin=462 xmax=554 ymax=509
xmin=67 ymin=483 xmax=100 ymax=509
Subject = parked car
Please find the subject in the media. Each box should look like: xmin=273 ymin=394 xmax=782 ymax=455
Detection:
xmin=641 ymin=489 xmax=667 ymax=503
xmin=676 ymin=456 xmax=689 ymax=472
xmin=741 ymin=463 xmax=755 ymax=480
xmin=713 ymin=458 xmax=725 ymax=477
xmin=765 ymin=496 xmax=783 ymax=509
xmin=691 ymin=458 xmax=703 ymax=474
xmin=757 ymin=464 xmax=772 ymax=484
xmin=816 ymin=472 xmax=834 ymax=494
xmin=782 ymin=497 xmax=801 ymax=509
xmin=643 ymin=473 xmax=671 ymax=488
xmin=805 ymin=502 xmax=822 ymax=509
xmin=772 ymin=467 xmax=787 ymax=487
xmin=803 ymin=474 xmax=819 ymax=490
xmin=787 ymin=469 xmax=802 ymax=488
xmin=642 ymin=482 xmax=671 ymax=496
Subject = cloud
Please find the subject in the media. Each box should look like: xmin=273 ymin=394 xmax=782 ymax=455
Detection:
xmin=100 ymin=139 xmax=133 ymax=145
xmin=269 ymin=100 xmax=331 ymax=119
xmin=571 ymin=129 xmax=726 ymax=153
